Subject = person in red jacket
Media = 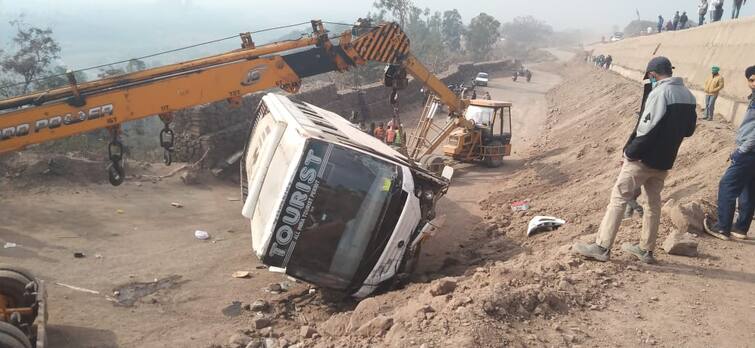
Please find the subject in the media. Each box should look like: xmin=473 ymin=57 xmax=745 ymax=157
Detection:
xmin=373 ymin=122 xmax=385 ymax=141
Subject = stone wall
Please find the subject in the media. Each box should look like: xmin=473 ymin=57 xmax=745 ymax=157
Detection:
xmin=173 ymin=59 xmax=519 ymax=168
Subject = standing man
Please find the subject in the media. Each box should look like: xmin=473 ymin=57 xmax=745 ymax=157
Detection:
xmin=680 ymin=11 xmax=689 ymax=29
xmin=704 ymin=66 xmax=755 ymax=240
xmin=673 ymin=11 xmax=681 ymax=30
xmin=704 ymin=66 xmax=725 ymax=120
xmin=710 ymin=0 xmax=721 ymax=22
xmin=657 ymin=15 xmax=665 ymax=32
xmin=715 ymin=0 xmax=725 ymax=21
xmin=732 ymin=0 xmax=747 ymax=18
xmin=699 ymin=0 xmax=709 ymax=25
xmin=393 ymin=124 xmax=404 ymax=147
xmin=574 ymin=57 xmax=697 ymax=263
xmin=373 ymin=122 xmax=385 ymax=141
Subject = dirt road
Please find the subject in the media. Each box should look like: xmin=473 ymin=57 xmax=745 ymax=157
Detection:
xmin=0 ymin=175 xmax=289 ymax=347
xmin=418 ymin=60 xmax=568 ymax=274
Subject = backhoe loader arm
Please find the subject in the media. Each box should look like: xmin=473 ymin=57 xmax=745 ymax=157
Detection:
xmin=0 ymin=20 xmax=464 ymax=156
xmin=348 ymin=21 xmax=464 ymax=114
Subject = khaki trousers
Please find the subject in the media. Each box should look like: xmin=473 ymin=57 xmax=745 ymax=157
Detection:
xmin=596 ymin=161 xmax=668 ymax=251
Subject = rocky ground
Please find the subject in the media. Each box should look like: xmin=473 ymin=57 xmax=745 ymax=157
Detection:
xmin=210 ymin=59 xmax=755 ymax=348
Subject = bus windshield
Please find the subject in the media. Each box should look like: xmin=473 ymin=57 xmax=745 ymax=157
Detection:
xmin=278 ymin=140 xmax=405 ymax=290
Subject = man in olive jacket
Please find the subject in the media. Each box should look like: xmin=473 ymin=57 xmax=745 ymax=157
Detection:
xmin=704 ymin=66 xmax=725 ymax=120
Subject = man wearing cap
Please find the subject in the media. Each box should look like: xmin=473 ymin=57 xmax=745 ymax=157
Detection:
xmin=704 ymin=66 xmax=725 ymax=120
xmin=574 ymin=57 xmax=697 ymax=264
xmin=704 ymin=66 xmax=755 ymax=240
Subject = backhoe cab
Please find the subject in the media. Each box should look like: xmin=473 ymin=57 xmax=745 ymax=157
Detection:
xmin=444 ymin=100 xmax=512 ymax=167
xmin=410 ymin=97 xmax=513 ymax=173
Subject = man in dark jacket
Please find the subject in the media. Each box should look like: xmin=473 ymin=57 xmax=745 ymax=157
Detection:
xmin=574 ymin=57 xmax=697 ymax=263
xmin=673 ymin=11 xmax=681 ymax=30
xmin=704 ymin=66 xmax=755 ymax=240
xmin=658 ymin=15 xmax=665 ymax=32
xmin=680 ymin=12 xmax=689 ymax=29
xmin=732 ymin=0 xmax=746 ymax=18
xmin=714 ymin=0 xmax=725 ymax=21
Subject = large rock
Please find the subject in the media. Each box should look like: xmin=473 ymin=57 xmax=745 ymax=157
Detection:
xmin=228 ymin=332 xmax=253 ymax=348
xmin=319 ymin=312 xmax=350 ymax=337
xmin=254 ymin=317 xmax=272 ymax=329
xmin=662 ymin=232 xmax=699 ymax=257
xmin=427 ymin=278 xmax=457 ymax=297
xmin=667 ymin=201 xmax=705 ymax=235
xmin=250 ymin=299 xmax=269 ymax=312
xmin=355 ymin=315 xmax=393 ymax=337
xmin=300 ymin=325 xmax=317 ymax=338
xmin=347 ymin=297 xmax=381 ymax=331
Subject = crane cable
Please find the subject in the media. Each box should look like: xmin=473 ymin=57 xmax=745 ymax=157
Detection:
xmin=0 ymin=20 xmax=364 ymax=92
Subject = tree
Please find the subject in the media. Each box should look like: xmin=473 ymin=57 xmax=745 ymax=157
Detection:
xmin=500 ymin=16 xmax=553 ymax=57
xmin=442 ymin=9 xmax=464 ymax=52
xmin=126 ymin=58 xmax=147 ymax=73
xmin=97 ymin=65 xmax=126 ymax=78
xmin=0 ymin=19 xmax=61 ymax=96
xmin=465 ymin=13 xmax=501 ymax=60
xmin=33 ymin=66 xmax=88 ymax=90
xmin=373 ymin=0 xmax=413 ymax=28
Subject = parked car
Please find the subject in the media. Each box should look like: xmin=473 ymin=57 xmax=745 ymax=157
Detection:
xmin=609 ymin=32 xmax=624 ymax=42
xmin=474 ymin=72 xmax=489 ymax=86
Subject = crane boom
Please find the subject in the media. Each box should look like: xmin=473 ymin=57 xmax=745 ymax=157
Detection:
xmin=0 ymin=20 xmax=464 ymax=156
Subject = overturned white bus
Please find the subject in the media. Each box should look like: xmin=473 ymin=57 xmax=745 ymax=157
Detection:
xmin=240 ymin=93 xmax=452 ymax=297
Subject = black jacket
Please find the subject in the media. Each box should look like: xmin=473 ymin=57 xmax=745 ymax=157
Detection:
xmin=624 ymin=77 xmax=697 ymax=170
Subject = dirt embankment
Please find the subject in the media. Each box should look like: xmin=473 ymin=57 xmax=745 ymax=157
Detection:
xmin=212 ymin=59 xmax=755 ymax=348
xmin=588 ymin=16 xmax=755 ymax=126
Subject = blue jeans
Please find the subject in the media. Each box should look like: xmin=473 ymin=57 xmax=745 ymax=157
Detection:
xmin=705 ymin=94 xmax=718 ymax=119
xmin=732 ymin=5 xmax=742 ymax=19
xmin=716 ymin=151 xmax=755 ymax=233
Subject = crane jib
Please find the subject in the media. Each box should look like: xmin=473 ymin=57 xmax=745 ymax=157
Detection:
xmin=0 ymin=104 xmax=113 ymax=141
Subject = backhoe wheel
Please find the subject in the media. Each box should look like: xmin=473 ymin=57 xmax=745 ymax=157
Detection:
xmin=0 ymin=265 xmax=36 ymax=283
xmin=484 ymin=141 xmax=504 ymax=168
xmin=0 ymin=267 xmax=37 ymax=324
xmin=419 ymin=155 xmax=446 ymax=175
xmin=0 ymin=321 xmax=32 ymax=348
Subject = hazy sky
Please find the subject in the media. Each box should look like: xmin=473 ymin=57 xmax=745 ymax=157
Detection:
xmin=1 ymin=0 xmax=753 ymax=71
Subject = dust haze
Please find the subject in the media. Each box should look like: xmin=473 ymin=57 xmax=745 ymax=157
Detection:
xmin=2 ymin=0 xmax=752 ymax=70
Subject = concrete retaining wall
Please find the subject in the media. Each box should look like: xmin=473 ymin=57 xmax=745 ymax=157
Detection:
xmin=588 ymin=16 xmax=755 ymax=126
xmin=173 ymin=59 xmax=518 ymax=168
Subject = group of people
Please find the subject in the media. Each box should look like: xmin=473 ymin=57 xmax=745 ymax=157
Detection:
xmin=574 ymin=56 xmax=755 ymax=264
xmin=365 ymin=119 xmax=404 ymax=146
xmin=590 ymin=54 xmax=613 ymax=70
xmin=658 ymin=11 xmax=690 ymax=32
xmin=702 ymin=0 xmax=749 ymax=22
xmin=660 ymin=0 xmax=748 ymax=33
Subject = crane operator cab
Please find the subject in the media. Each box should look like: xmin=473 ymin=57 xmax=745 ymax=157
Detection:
xmin=240 ymin=93 xmax=453 ymax=298
xmin=442 ymin=99 xmax=512 ymax=167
